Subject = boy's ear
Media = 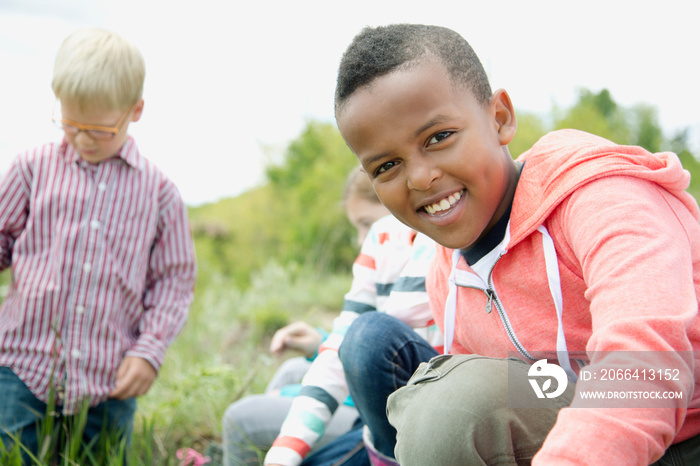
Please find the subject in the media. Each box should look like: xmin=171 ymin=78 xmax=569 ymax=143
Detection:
xmin=490 ymin=89 xmax=517 ymax=146
xmin=130 ymin=98 xmax=145 ymax=123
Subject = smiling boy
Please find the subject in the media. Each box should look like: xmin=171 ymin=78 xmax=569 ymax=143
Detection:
xmin=334 ymin=24 xmax=700 ymax=465
xmin=338 ymin=54 xmax=518 ymax=252
xmin=0 ymin=28 xmax=196 ymax=460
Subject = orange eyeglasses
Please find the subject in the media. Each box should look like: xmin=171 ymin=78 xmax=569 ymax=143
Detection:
xmin=52 ymin=103 xmax=135 ymax=141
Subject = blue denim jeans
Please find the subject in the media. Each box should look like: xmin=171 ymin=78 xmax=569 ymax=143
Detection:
xmin=338 ymin=313 xmax=440 ymax=459
xmin=301 ymin=418 xmax=369 ymax=466
xmin=0 ymin=366 xmax=136 ymax=462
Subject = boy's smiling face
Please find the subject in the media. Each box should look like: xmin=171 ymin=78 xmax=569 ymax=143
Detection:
xmin=336 ymin=58 xmax=519 ymax=250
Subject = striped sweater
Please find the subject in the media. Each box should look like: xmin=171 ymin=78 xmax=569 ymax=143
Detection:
xmin=264 ymin=215 xmax=441 ymax=465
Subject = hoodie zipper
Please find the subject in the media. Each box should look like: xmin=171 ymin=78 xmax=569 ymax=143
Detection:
xmin=471 ymin=253 xmax=537 ymax=362
xmin=485 ymin=289 xmax=494 ymax=314
xmin=487 ymin=285 xmax=537 ymax=362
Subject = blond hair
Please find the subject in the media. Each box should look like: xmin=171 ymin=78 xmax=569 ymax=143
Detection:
xmin=52 ymin=28 xmax=145 ymax=111
xmin=343 ymin=165 xmax=380 ymax=206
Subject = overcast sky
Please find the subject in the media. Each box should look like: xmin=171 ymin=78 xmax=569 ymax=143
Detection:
xmin=2 ymin=0 xmax=699 ymax=206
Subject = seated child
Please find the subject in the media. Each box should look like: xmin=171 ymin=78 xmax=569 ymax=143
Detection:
xmin=0 ymin=28 xmax=197 ymax=461
xmin=263 ymin=173 xmax=442 ymax=465
xmin=333 ymin=23 xmax=700 ymax=465
xmin=222 ymin=166 xmax=386 ymax=465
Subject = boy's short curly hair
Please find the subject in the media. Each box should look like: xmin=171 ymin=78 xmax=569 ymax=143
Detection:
xmin=335 ymin=24 xmax=492 ymax=114
xmin=52 ymin=28 xmax=145 ymax=111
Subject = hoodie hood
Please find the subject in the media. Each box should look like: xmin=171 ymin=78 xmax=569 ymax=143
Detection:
xmin=509 ymin=129 xmax=698 ymax=247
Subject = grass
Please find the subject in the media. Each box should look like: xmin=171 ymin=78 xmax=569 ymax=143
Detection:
xmin=130 ymin=260 xmax=351 ymax=463
xmin=0 ymin=397 xmax=129 ymax=465
xmin=0 ymin=261 xmax=351 ymax=465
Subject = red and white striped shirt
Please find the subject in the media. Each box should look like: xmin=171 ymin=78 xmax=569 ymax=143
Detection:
xmin=0 ymin=137 xmax=197 ymax=413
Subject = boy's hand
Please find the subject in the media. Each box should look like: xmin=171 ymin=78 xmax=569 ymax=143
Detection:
xmin=109 ymin=356 xmax=157 ymax=400
xmin=269 ymin=321 xmax=323 ymax=359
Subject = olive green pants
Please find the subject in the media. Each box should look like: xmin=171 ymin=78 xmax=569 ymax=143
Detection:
xmin=387 ymin=355 xmax=700 ymax=465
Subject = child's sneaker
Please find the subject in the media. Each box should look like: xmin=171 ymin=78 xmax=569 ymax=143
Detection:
xmin=362 ymin=425 xmax=400 ymax=466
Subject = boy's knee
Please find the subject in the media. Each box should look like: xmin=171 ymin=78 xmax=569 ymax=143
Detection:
xmin=343 ymin=312 xmax=393 ymax=346
xmin=387 ymin=356 xmax=527 ymax=463
xmin=388 ymin=357 xmax=501 ymax=430
xmin=339 ymin=312 xmax=404 ymax=373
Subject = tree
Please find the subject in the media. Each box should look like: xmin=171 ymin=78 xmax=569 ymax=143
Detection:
xmin=265 ymin=121 xmax=360 ymax=272
xmin=630 ymin=104 xmax=663 ymax=153
xmin=667 ymin=128 xmax=700 ymax=200
xmin=509 ymin=111 xmax=547 ymax=159
xmin=189 ymin=121 xmax=361 ymax=288
xmin=553 ymin=89 xmax=630 ymax=145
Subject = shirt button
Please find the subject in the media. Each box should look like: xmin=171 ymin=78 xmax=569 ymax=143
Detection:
xmin=97 ymin=182 xmax=107 ymax=191
xmin=90 ymin=220 xmax=100 ymax=229
xmin=76 ymin=305 xmax=85 ymax=314
xmin=83 ymin=263 xmax=91 ymax=272
xmin=71 ymin=349 xmax=81 ymax=359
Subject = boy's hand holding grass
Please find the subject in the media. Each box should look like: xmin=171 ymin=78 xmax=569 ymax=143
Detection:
xmin=110 ymin=356 xmax=157 ymax=399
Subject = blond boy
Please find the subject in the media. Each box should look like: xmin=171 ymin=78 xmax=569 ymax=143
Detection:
xmin=0 ymin=28 xmax=196 ymax=458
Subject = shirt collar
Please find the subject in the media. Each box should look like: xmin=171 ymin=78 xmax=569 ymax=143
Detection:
xmin=60 ymin=135 xmax=143 ymax=170
xmin=461 ymin=202 xmax=512 ymax=266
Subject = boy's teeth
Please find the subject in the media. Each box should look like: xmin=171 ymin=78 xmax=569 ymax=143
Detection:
xmin=424 ymin=190 xmax=462 ymax=214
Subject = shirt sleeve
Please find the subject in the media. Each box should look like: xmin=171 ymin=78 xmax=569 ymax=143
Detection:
xmin=0 ymin=154 xmax=32 ymax=270
xmin=534 ymin=176 xmax=698 ymax=465
xmin=125 ymin=187 xmax=197 ymax=371
xmin=264 ymin=224 xmax=382 ymax=466
xmin=384 ymin=233 xmax=441 ymax=350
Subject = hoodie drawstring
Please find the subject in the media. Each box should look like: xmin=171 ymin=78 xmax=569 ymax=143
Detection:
xmin=443 ymin=249 xmax=461 ymax=355
xmin=538 ymin=225 xmax=577 ymax=382
xmin=443 ymin=227 xmax=578 ymax=382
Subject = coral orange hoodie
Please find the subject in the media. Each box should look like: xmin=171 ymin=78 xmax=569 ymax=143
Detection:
xmin=428 ymin=129 xmax=700 ymax=465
